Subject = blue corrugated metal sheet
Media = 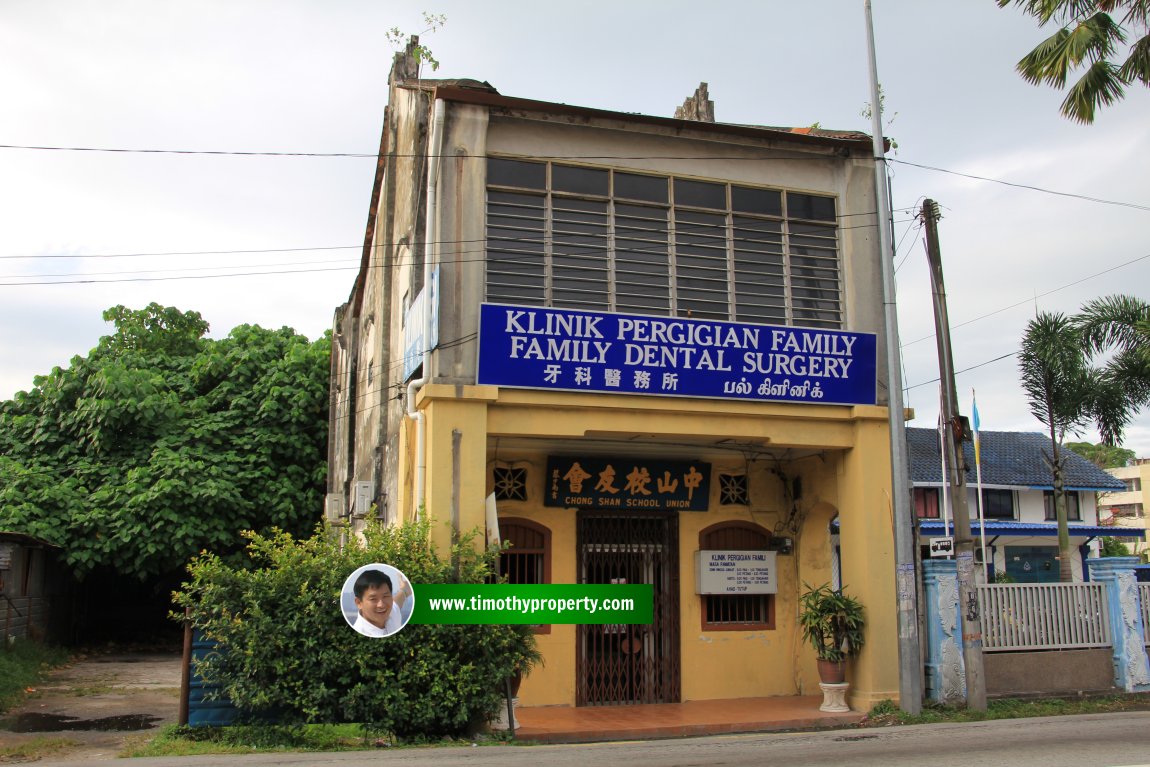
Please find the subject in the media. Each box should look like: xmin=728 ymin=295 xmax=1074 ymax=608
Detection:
xmin=919 ymin=520 xmax=1144 ymax=539
xmin=188 ymin=631 xmax=239 ymax=728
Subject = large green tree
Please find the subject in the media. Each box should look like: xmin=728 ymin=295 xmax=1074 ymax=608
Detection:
xmin=0 ymin=303 xmax=330 ymax=580
xmin=1066 ymin=440 xmax=1136 ymax=467
xmin=998 ymin=0 xmax=1150 ymax=123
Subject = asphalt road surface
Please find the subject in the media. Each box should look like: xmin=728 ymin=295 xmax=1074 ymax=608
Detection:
xmin=28 ymin=710 xmax=1150 ymax=767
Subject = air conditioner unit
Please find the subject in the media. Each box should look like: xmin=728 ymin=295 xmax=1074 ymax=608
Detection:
xmin=353 ymin=481 xmax=374 ymax=518
xmin=974 ymin=546 xmax=989 ymax=565
xmin=325 ymin=493 xmax=346 ymax=524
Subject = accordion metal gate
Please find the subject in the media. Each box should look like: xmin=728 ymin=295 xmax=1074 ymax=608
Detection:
xmin=576 ymin=512 xmax=680 ymax=706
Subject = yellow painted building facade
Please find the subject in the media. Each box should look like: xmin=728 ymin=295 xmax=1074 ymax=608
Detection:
xmin=329 ymin=47 xmax=902 ymax=712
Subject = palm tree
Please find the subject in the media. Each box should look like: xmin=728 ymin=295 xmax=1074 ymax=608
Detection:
xmin=1074 ymin=294 xmax=1150 ymax=443
xmin=997 ymin=1 xmax=1150 ymax=123
xmin=1018 ymin=312 xmax=1107 ymax=581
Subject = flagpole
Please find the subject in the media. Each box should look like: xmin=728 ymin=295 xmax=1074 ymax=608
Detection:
xmin=973 ymin=389 xmax=988 ymax=581
xmin=938 ymin=386 xmax=951 ymax=538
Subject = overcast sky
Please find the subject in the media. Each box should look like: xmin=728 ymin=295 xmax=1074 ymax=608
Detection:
xmin=2 ymin=1 xmax=1148 ymax=457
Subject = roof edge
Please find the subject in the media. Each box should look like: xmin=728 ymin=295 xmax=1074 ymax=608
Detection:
xmin=430 ymin=84 xmax=875 ymax=153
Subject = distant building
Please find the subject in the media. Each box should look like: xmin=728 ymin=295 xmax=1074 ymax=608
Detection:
xmin=907 ymin=428 xmax=1136 ymax=582
xmin=1097 ymin=459 xmax=1150 ymax=560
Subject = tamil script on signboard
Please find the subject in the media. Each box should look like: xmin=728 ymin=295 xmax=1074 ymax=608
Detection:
xmin=476 ymin=303 xmax=877 ymax=406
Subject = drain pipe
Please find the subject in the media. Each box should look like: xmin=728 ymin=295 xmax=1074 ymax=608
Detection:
xmin=406 ymin=97 xmax=445 ymax=519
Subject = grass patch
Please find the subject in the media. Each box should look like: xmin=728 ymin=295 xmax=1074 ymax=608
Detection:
xmin=0 ymin=639 xmax=69 ymax=714
xmin=122 ymin=723 xmax=516 ymax=757
xmin=121 ymin=724 xmax=377 ymax=758
xmin=0 ymin=736 xmax=79 ymax=763
xmin=865 ymin=693 xmax=1150 ymax=726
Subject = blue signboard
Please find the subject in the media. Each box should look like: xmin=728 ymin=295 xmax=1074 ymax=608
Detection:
xmin=477 ymin=303 xmax=877 ymax=406
xmin=403 ymin=268 xmax=439 ymax=381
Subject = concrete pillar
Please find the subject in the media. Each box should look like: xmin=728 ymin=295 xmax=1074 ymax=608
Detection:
xmin=1086 ymin=557 xmax=1150 ymax=692
xmin=922 ymin=559 xmax=964 ymax=703
xmin=420 ymin=385 xmax=497 ymax=553
xmin=838 ymin=417 xmax=901 ymax=709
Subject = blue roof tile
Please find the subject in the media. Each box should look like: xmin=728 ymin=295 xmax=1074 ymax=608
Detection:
xmin=906 ymin=428 xmax=1125 ymax=491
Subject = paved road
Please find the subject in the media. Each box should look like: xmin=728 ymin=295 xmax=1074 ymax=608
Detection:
xmin=25 ymin=710 xmax=1150 ymax=767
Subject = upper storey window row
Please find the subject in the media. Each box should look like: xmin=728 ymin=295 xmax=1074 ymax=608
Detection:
xmin=485 ymin=158 xmax=841 ymax=329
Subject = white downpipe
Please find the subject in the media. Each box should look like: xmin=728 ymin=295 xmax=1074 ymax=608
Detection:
xmin=406 ymin=98 xmax=445 ymax=518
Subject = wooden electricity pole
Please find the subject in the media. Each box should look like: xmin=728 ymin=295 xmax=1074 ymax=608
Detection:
xmin=922 ymin=199 xmax=987 ymax=711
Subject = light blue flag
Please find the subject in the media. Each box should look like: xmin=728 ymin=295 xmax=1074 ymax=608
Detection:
xmin=971 ymin=391 xmax=981 ymax=466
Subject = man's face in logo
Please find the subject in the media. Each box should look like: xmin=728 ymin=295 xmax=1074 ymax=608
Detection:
xmin=355 ymin=583 xmax=394 ymax=629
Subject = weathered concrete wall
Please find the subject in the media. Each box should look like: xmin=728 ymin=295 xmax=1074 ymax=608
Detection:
xmin=985 ymin=649 xmax=1116 ymax=696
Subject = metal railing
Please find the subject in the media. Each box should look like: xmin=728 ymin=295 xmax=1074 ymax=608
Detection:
xmin=977 ymin=583 xmax=1110 ymax=652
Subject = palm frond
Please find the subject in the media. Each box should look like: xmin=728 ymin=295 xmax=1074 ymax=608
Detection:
xmin=1060 ymin=58 xmax=1127 ymax=122
xmin=1090 ymin=370 xmax=1133 ymax=445
xmin=1018 ymin=312 xmax=1096 ymax=433
xmin=1073 ymin=294 xmax=1150 ymax=354
xmin=1018 ymin=27 xmax=1076 ymax=86
xmin=1000 ymin=0 xmax=1106 ymax=26
xmin=1119 ymin=32 xmax=1150 ymax=84
xmin=1071 ymin=12 xmax=1126 ymax=58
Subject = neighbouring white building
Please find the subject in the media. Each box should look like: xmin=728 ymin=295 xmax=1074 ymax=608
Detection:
xmin=906 ymin=428 xmax=1138 ymax=582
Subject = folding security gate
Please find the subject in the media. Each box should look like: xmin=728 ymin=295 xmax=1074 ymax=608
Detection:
xmin=576 ymin=512 xmax=680 ymax=706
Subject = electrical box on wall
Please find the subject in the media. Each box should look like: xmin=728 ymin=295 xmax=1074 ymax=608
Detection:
xmin=353 ymin=481 xmax=374 ymax=518
xmin=325 ymin=493 xmax=346 ymax=524
xmin=772 ymin=537 xmax=794 ymax=555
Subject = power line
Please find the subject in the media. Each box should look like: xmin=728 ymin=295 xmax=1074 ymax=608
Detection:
xmin=890 ymin=159 xmax=1150 ymax=213
xmin=901 ymin=252 xmax=1150 ymax=348
xmin=0 ymin=217 xmax=917 ymax=286
xmin=0 ymin=256 xmax=359 ymax=281
xmin=1 ymin=206 xmax=916 ymax=262
xmin=0 ymin=245 xmax=363 ymax=261
xmin=0 ymin=143 xmax=874 ymax=162
xmin=0 ymin=143 xmax=378 ymax=158
xmin=0 ymin=265 xmax=358 ymax=287
xmin=5 ymin=140 xmax=1148 ymax=212
xmin=904 ymin=352 xmax=1018 ymax=392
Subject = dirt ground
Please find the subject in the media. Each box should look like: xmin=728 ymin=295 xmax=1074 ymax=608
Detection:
xmin=0 ymin=649 xmax=182 ymax=761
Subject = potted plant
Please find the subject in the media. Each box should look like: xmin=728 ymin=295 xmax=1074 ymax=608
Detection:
xmin=798 ymin=583 xmax=865 ymax=684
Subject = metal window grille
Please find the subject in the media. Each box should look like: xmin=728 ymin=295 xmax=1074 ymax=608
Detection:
xmin=699 ymin=522 xmax=773 ymax=630
xmin=718 ymin=474 xmax=749 ymax=506
xmin=493 ymin=467 xmax=528 ymax=502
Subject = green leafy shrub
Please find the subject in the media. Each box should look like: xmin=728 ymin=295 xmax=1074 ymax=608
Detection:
xmin=1099 ymin=537 xmax=1130 ymax=557
xmin=174 ymin=518 xmax=540 ymax=740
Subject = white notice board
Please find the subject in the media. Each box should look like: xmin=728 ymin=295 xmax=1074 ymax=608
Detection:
xmin=694 ymin=550 xmax=777 ymax=595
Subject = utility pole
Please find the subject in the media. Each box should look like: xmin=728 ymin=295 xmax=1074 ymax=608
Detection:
xmin=921 ymin=199 xmax=987 ymax=711
xmin=864 ymin=0 xmax=922 ymax=715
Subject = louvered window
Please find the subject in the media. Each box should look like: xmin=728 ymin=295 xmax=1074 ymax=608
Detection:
xmin=485 ymin=158 xmax=842 ymax=328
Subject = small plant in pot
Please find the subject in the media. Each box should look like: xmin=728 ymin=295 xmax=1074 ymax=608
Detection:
xmin=798 ymin=582 xmax=865 ymax=684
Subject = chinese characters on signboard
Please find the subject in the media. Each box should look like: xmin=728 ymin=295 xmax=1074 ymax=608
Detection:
xmin=477 ymin=303 xmax=877 ymax=406
xmin=546 ymin=457 xmax=711 ymax=511
xmin=694 ymin=550 xmax=778 ymax=594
